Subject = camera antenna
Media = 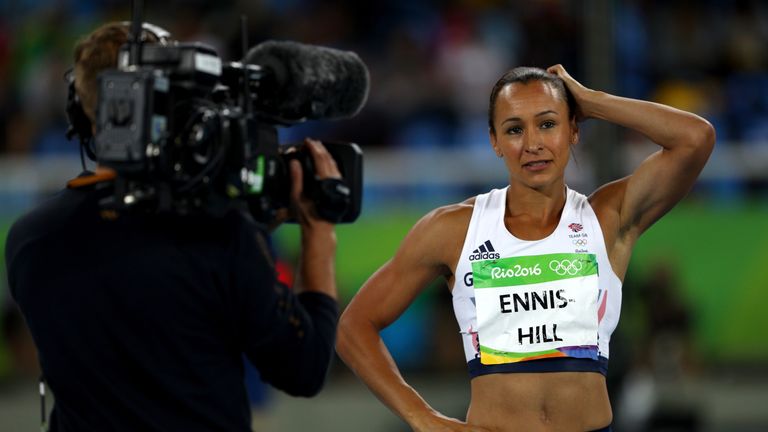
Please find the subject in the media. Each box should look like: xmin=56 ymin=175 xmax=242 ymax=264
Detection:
xmin=128 ymin=0 xmax=144 ymax=65
xmin=241 ymin=15 xmax=250 ymax=110
xmin=240 ymin=15 xmax=252 ymax=158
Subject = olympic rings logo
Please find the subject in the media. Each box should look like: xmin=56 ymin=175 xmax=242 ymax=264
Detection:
xmin=549 ymin=259 xmax=583 ymax=276
xmin=573 ymin=239 xmax=587 ymax=246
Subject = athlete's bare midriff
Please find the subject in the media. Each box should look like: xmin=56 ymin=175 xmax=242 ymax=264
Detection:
xmin=466 ymin=371 xmax=612 ymax=432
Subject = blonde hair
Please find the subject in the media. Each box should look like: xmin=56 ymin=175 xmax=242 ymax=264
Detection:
xmin=73 ymin=22 xmax=159 ymax=122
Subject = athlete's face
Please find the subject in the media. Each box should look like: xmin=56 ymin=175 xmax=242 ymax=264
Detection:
xmin=489 ymin=81 xmax=578 ymax=190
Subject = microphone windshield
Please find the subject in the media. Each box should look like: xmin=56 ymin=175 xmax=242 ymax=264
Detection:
xmin=244 ymin=40 xmax=370 ymax=121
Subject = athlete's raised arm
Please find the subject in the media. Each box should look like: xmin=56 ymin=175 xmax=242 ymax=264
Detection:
xmin=548 ymin=65 xmax=715 ymax=243
xmin=337 ymin=202 xmax=489 ymax=432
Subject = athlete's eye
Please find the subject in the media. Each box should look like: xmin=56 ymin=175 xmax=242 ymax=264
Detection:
xmin=507 ymin=126 xmax=523 ymax=135
xmin=540 ymin=120 xmax=556 ymax=129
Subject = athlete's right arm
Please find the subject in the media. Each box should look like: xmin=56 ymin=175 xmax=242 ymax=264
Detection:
xmin=337 ymin=203 xmax=488 ymax=432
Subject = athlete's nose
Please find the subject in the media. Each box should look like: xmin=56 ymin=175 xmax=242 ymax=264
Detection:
xmin=523 ymin=130 xmax=543 ymax=153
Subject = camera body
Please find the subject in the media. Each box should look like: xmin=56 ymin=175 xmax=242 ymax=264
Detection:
xmin=92 ymin=34 xmax=363 ymax=223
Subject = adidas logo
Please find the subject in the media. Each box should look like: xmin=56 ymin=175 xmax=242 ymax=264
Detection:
xmin=469 ymin=240 xmax=500 ymax=261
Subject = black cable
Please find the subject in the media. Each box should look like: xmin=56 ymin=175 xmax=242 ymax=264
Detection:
xmin=176 ymin=132 xmax=228 ymax=193
xmin=79 ymin=141 xmax=87 ymax=172
xmin=176 ymin=103 xmax=228 ymax=194
xmin=39 ymin=375 xmax=47 ymax=431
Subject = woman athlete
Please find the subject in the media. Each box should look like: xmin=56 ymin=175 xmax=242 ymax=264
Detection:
xmin=336 ymin=65 xmax=714 ymax=432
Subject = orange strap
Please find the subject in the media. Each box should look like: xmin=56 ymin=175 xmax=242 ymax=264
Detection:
xmin=66 ymin=167 xmax=117 ymax=189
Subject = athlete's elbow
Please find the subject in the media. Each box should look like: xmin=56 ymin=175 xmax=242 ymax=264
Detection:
xmin=692 ymin=118 xmax=716 ymax=154
xmin=335 ymin=309 xmax=358 ymax=357
xmin=336 ymin=306 xmax=378 ymax=363
xmin=675 ymin=117 xmax=715 ymax=164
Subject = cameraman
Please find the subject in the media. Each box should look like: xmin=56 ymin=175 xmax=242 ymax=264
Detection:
xmin=5 ymin=22 xmax=340 ymax=431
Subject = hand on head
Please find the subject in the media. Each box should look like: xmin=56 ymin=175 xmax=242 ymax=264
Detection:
xmin=546 ymin=64 xmax=593 ymax=122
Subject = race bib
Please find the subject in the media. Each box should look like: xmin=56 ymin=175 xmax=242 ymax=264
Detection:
xmin=471 ymin=253 xmax=600 ymax=365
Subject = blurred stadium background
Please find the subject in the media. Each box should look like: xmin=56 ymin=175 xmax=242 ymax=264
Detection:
xmin=1 ymin=0 xmax=767 ymax=431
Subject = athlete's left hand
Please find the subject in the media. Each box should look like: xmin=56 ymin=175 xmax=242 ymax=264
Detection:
xmin=547 ymin=64 xmax=595 ymax=122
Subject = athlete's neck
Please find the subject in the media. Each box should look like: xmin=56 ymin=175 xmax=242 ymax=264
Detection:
xmin=505 ymin=181 xmax=567 ymax=221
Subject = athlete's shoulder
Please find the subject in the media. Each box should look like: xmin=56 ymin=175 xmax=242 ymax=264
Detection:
xmin=589 ymin=175 xmax=630 ymax=204
xmin=417 ymin=196 xmax=476 ymax=234
xmin=403 ymin=197 xmax=475 ymax=250
xmin=397 ymin=197 xmax=476 ymax=269
xmin=588 ymin=178 xmax=628 ymax=225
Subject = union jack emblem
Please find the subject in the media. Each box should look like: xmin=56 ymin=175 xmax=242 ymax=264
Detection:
xmin=568 ymin=223 xmax=583 ymax=232
xmin=468 ymin=326 xmax=480 ymax=353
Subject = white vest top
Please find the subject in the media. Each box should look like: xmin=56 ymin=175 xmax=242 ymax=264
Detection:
xmin=451 ymin=186 xmax=622 ymax=376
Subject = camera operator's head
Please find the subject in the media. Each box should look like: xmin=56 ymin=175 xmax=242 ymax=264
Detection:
xmin=73 ymin=22 xmax=159 ymax=126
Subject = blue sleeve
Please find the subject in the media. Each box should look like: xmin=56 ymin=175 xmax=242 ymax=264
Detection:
xmin=231 ymin=215 xmax=338 ymax=397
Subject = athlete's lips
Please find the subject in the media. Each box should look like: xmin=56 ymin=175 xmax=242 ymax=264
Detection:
xmin=522 ymin=159 xmax=552 ymax=171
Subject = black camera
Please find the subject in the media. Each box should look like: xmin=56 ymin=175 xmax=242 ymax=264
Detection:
xmin=85 ymin=20 xmax=366 ymax=223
